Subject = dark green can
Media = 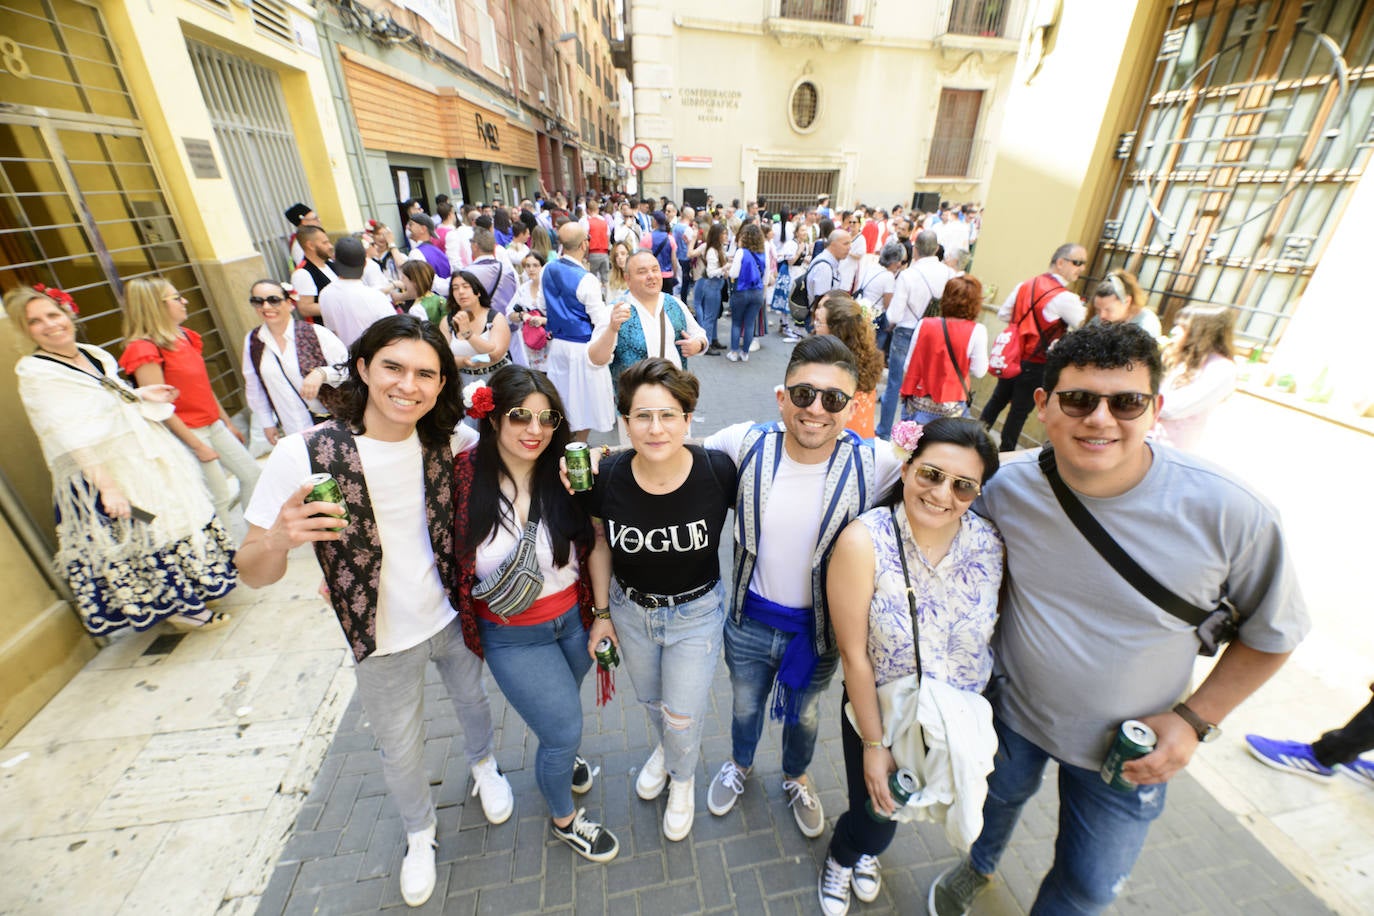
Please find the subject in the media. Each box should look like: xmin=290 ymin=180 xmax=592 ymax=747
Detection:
xmin=1101 ymin=720 xmax=1157 ymax=791
xmin=865 ymin=767 xmax=917 ymax=822
xmin=566 ymin=443 xmax=593 ymax=492
xmin=304 ymin=472 xmax=349 ymax=530
xmin=594 ymin=637 xmax=619 ymax=670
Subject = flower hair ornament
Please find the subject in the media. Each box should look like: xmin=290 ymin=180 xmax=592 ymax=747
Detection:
xmin=462 ymin=381 xmax=495 ymax=419
xmin=890 ymin=420 xmax=925 ymax=463
xmin=33 ymin=283 xmax=78 ymax=314
xmin=279 ymin=282 xmax=300 ymax=302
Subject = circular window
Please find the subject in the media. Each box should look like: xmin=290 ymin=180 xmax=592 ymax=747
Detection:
xmin=790 ymin=80 xmax=819 ymax=132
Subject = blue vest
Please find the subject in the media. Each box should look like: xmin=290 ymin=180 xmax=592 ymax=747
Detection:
xmin=610 ymin=294 xmax=690 ymax=383
xmin=543 ymin=257 xmax=594 ymax=343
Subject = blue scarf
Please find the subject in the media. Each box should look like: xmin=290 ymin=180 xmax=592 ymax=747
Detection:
xmin=742 ymin=590 xmax=818 ymax=724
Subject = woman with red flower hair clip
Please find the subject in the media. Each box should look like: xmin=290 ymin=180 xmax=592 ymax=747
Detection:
xmin=451 ymin=365 xmax=621 ymax=863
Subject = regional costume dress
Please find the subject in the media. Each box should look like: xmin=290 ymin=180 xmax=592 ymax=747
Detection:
xmin=16 ymin=345 xmax=236 ymax=634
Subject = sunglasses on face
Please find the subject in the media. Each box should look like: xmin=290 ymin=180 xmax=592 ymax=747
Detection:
xmin=1064 ymin=259 xmax=1087 ymax=267
xmin=249 ymin=295 xmax=287 ymax=307
xmin=505 ymin=406 xmax=563 ymax=429
xmin=785 ymin=383 xmax=853 ymax=413
xmin=1054 ymin=389 xmax=1154 ymax=420
xmin=911 ymin=463 xmax=982 ymax=500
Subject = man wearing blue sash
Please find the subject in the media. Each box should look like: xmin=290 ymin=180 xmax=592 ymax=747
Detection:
xmin=702 ymin=336 xmax=902 ymax=837
xmin=542 ymin=222 xmax=621 ymax=440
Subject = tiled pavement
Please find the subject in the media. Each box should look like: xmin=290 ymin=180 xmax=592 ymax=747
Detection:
xmin=264 ymin=316 xmax=1335 ymax=915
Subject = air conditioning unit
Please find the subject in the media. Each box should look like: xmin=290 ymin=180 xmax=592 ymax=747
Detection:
xmin=538 ymin=91 xmax=548 ymax=103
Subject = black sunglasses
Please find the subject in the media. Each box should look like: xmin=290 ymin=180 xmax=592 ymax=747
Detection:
xmin=505 ymin=406 xmax=563 ymax=429
xmin=785 ymin=383 xmax=853 ymax=413
xmin=1054 ymin=390 xmax=1154 ymax=420
xmin=1064 ymin=258 xmax=1087 ymax=267
xmin=249 ymin=295 xmax=287 ymax=307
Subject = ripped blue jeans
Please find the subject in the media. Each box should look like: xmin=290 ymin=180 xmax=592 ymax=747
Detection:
xmin=969 ymin=714 xmax=1167 ymax=915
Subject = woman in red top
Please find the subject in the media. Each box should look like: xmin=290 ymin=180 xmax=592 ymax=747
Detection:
xmin=899 ymin=275 xmax=991 ymax=426
xmin=119 ymin=277 xmax=260 ymax=523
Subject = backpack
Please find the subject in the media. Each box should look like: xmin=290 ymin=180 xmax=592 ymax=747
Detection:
xmin=988 ymin=276 xmax=1064 ymax=379
xmin=789 ymin=256 xmax=837 ymax=323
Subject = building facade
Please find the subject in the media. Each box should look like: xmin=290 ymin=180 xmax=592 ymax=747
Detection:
xmin=627 ymin=0 xmax=1027 ymax=211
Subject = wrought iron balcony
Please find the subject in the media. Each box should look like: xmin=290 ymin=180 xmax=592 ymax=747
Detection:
xmin=934 ymin=0 xmax=1022 ymax=50
xmin=767 ymin=0 xmax=874 ymax=43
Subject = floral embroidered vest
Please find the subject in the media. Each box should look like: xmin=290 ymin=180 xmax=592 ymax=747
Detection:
xmin=303 ymin=421 xmax=456 ymax=662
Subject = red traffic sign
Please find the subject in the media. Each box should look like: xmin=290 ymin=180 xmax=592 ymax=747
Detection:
xmin=629 ymin=143 xmax=653 ymax=170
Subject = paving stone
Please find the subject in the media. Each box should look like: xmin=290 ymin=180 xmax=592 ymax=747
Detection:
xmin=474 ymin=878 xmax=543 ymax=915
xmin=313 ymin=876 xmax=384 ymax=915
xmin=256 ymin=862 xmax=299 ymax=916
xmin=315 ymin=773 xmax=363 ymax=831
xmin=295 ymin=852 xmax=363 ymax=891
xmin=279 ymin=827 xmax=341 ymax=862
xmin=336 ymin=793 xmax=383 ymax=854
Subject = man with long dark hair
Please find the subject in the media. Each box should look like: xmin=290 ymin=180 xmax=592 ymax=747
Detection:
xmin=236 ymin=315 xmax=512 ymax=908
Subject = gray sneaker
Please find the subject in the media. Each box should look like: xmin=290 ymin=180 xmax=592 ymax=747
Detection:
xmin=927 ymin=858 xmax=990 ymax=916
xmin=707 ymin=760 xmax=748 ymax=816
xmin=782 ymin=776 xmax=825 ymax=838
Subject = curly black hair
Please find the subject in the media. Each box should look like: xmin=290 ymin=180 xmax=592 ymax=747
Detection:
xmin=1043 ymin=321 xmax=1163 ymax=396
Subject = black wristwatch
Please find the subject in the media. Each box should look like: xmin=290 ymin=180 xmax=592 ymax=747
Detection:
xmin=1173 ymin=702 xmax=1221 ymax=743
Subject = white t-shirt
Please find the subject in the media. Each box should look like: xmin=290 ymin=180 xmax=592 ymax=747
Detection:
xmin=318 ymin=279 xmax=397 ymax=348
xmin=624 ymin=294 xmax=707 ymax=369
xmin=473 ymin=509 xmax=579 ymax=599
xmin=290 ymin=260 xmax=386 ymax=296
xmin=855 ymin=266 xmax=895 ymax=308
xmin=704 ymin=423 xmax=902 ymax=609
xmin=245 ymin=426 xmax=478 ymax=656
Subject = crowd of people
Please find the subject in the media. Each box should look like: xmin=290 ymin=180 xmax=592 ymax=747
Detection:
xmin=4 ymin=185 xmax=1336 ymax=916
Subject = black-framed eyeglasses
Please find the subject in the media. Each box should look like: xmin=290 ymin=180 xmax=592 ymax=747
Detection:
xmin=505 ymin=406 xmax=563 ymax=429
xmin=912 ymin=464 xmax=981 ymax=500
xmin=785 ymin=383 xmax=853 ymax=413
xmin=249 ymin=296 xmax=287 ymax=307
xmin=1054 ymin=389 xmax=1154 ymax=420
xmin=1064 ymin=258 xmax=1087 ymax=267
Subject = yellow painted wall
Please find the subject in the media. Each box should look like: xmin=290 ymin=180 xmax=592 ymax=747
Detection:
xmin=972 ymin=0 xmax=1168 ymax=305
xmin=99 ymin=0 xmax=362 ymax=261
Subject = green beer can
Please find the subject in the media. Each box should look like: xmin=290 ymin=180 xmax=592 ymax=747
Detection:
xmin=566 ymin=442 xmax=593 ymax=492
xmin=304 ymin=472 xmax=349 ymax=530
xmin=1101 ymin=720 xmax=1157 ymax=792
xmin=594 ymin=637 xmax=619 ymax=670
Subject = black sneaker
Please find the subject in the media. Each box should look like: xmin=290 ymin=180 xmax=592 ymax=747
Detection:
xmin=551 ymin=808 xmax=619 ymax=862
xmin=572 ymin=755 xmax=594 ymax=795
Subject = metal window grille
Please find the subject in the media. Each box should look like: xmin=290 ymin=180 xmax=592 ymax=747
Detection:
xmin=756 ymin=168 xmax=838 ymax=214
xmin=790 ymin=81 xmax=819 ymax=130
xmin=1090 ymin=0 xmax=1374 ymax=349
xmin=779 ymin=0 xmax=846 ymax=25
xmin=946 ymin=0 xmax=1010 ymax=37
xmin=188 ymin=40 xmax=314 ymax=280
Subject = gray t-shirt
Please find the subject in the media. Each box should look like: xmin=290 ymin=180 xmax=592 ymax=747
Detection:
xmin=978 ymin=445 xmax=1309 ymax=770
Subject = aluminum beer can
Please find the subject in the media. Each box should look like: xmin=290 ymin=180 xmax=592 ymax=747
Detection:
xmin=594 ymin=637 xmax=619 ymax=670
xmin=865 ymin=767 xmax=918 ymax=822
xmin=1101 ymin=720 xmax=1157 ymax=792
xmin=566 ymin=443 xmax=593 ymax=492
xmin=304 ymin=472 xmax=349 ymax=530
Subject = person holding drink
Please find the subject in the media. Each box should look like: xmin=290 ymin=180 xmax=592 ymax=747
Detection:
xmin=578 ymin=357 xmax=736 ymax=842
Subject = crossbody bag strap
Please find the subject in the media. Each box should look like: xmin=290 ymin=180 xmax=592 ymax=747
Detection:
xmin=940 ymin=319 xmax=972 ymax=403
xmin=890 ymin=507 xmax=925 ymax=682
xmin=1037 ymin=448 xmax=1208 ymax=627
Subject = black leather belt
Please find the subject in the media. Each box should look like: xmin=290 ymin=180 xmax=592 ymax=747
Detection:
xmin=616 ymin=577 xmax=718 ymax=609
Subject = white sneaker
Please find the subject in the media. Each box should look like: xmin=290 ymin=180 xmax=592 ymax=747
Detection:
xmin=782 ymin=776 xmax=825 ymax=838
xmin=851 ymin=854 xmax=881 ymax=902
xmin=726 ymin=350 xmax=741 ymax=362
xmin=470 ymin=756 xmax=513 ymax=824
xmin=662 ymin=776 xmax=695 ymax=841
xmin=749 ymin=339 xmax=761 ymax=352
xmin=399 ymin=823 xmax=437 ymax=907
xmin=636 ymin=744 xmax=668 ymax=800
xmin=818 ymin=855 xmax=852 ymax=916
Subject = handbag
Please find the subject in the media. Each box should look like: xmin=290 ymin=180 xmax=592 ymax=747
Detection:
xmin=1037 ymin=448 xmax=1240 ymax=656
xmin=520 ymin=308 xmax=552 ymax=351
xmin=472 ymin=496 xmax=545 ymax=621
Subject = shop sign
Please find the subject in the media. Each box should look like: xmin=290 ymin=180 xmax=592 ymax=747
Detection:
xmin=675 ymin=156 xmax=712 ymax=169
xmin=474 ymin=113 xmax=500 ymax=151
xmin=679 ymin=88 xmax=742 ymax=124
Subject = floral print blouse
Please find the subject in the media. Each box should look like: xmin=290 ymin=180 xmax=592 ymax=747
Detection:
xmin=857 ymin=505 xmax=1004 ymax=691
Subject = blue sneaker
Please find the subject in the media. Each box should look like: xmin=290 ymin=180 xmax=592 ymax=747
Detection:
xmin=1338 ymin=756 xmax=1374 ymax=789
xmin=1244 ymin=734 xmax=1336 ymax=781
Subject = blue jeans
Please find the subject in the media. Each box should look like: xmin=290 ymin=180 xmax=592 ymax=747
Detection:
xmin=478 ymin=605 xmax=592 ymax=820
xmin=353 ymin=617 xmax=495 ymax=834
xmin=609 ymin=579 xmax=725 ymax=779
xmin=970 ymin=715 xmax=1168 ymax=915
xmin=695 ymin=276 xmax=724 ymax=344
xmin=677 ymin=261 xmax=694 ymax=308
xmin=723 ymin=611 xmax=839 ymax=777
xmin=729 ymin=287 xmax=765 ymax=354
xmin=876 ymin=325 xmax=915 ymax=439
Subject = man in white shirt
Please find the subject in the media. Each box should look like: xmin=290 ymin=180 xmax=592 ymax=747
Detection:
xmin=877 ymin=230 xmax=955 ymax=439
xmin=934 ymin=206 xmax=972 ymax=258
xmin=979 ymin=243 xmax=1089 ymax=449
xmin=613 ymin=202 xmax=642 ymax=248
xmin=317 ymin=237 xmax=397 ymax=348
xmin=235 ymin=315 xmax=513 ymax=909
xmin=543 ymin=222 xmax=622 ymax=439
xmin=446 ymin=206 xmax=477 ymax=273
xmin=838 ymin=212 xmax=866 ymax=291
xmin=700 ymin=336 xmax=902 ymax=841
xmin=595 ymin=250 xmax=707 ymax=377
